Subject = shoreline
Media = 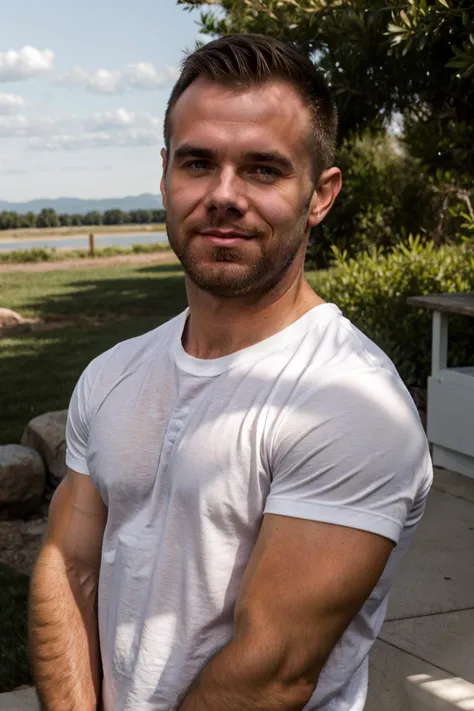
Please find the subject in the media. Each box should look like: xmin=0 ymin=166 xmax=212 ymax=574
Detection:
xmin=0 ymin=223 xmax=167 ymax=243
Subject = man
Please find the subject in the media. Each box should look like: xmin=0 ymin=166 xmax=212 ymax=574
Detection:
xmin=29 ymin=34 xmax=432 ymax=711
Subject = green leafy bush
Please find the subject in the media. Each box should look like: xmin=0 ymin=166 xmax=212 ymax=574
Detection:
xmin=310 ymin=237 xmax=474 ymax=387
xmin=0 ymin=248 xmax=59 ymax=263
xmin=307 ymin=132 xmax=436 ymax=268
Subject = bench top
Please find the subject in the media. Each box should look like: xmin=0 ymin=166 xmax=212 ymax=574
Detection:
xmin=407 ymin=292 xmax=474 ymax=317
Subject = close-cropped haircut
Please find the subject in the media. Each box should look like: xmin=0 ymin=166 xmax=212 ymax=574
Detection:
xmin=163 ymin=33 xmax=338 ymax=181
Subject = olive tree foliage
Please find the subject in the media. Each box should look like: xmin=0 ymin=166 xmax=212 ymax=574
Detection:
xmin=179 ymin=1 xmax=473 ymax=162
xmin=178 ymin=0 xmax=474 ymax=248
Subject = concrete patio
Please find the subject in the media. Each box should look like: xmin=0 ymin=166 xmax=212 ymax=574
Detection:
xmin=1 ymin=466 xmax=473 ymax=710
xmin=365 ymin=467 xmax=474 ymax=710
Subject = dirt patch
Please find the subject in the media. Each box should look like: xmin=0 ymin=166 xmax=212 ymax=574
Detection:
xmin=0 ymin=250 xmax=179 ymax=273
xmin=0 ymin=498 xmax=51 ymax=576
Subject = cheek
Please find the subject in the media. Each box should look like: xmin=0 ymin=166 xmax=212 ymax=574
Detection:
xmin=167 ymin=178 xmax=204 ymax=218
xmin=253 ymin=192 xmax=299 ymax=229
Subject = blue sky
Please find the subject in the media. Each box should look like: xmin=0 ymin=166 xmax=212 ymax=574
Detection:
xmin=0 ymin=0 xmax=204 ymax=202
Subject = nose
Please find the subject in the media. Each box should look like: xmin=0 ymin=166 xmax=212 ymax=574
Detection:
xmin=203 ymin=166 xmax=249 ymax=215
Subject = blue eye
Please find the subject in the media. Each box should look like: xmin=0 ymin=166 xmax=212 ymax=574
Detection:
xmin=185 ymin=160 xmax=211 ymax=172
xmin=255 ymin=166 xmax=281 ymax=180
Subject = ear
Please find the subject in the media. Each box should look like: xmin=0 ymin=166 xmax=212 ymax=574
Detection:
xmin=160 ymin=148 xmax=168 ymax=210
xmin=307 ymin=167 xmax=342 ymax=228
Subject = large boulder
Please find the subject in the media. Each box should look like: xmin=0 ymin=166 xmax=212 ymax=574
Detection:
xmin=21 ymin=410 xmax=68 ymax=487
xmin=0 ymin=445 xmax=46 ymax=518
xmin=0 ymin=308 xmax=25 ymax=327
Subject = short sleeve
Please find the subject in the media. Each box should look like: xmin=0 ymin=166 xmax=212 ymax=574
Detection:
xmin=65 ymin=351 xmax=111 ymax=475
xmin=264 ymin=369 xmax=432 ymax=544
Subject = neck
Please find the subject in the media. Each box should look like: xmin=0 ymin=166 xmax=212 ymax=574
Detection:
xmin=182 ymin=268 xmax=325 ymax=360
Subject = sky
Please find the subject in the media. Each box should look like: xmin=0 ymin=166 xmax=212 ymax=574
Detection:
xmin=0 ymin=0 xmax=205 ymax=202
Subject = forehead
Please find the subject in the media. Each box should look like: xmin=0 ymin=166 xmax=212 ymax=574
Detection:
xmin=169 ymin=77 xmax=312 ymax=160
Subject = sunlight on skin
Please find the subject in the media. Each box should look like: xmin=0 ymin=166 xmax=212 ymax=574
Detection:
xmin=160 ymin=77 xmax=341 ymax=358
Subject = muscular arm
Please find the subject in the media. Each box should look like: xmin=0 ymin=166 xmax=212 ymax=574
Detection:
xmin=29 ymin=469 xmax=107 ymax=711
xmin=174 ymin=515 xmax=393 ymax=711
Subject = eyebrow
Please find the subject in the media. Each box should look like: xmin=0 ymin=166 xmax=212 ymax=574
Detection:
xmin=173 ymin=144 xmax=295 ymax=173
xmin=174 ymin=144 xmax=217 ymax=161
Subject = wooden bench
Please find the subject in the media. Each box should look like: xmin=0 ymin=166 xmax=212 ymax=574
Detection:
xmin=407 ymin=293 xmax=474 ymax=479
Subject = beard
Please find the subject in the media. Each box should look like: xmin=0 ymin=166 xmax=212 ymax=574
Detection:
xmin=166 ymin=216 xmax=308 ymax=299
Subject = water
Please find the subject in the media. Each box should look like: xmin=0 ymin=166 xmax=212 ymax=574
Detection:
xmin=0 ymin=232 xmax=169 ymax=252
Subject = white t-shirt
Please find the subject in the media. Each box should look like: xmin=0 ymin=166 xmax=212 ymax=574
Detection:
xmin=66 ymin=303 xmax=432 ymax=711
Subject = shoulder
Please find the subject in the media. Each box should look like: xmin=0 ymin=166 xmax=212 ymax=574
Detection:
xmin=301 ymin=303 xmax=399 ymax=376
xmin=268 ymin=306 xmax=433 ymax=526
xmin=74 ymin=310 xmax=185 ymax=409
xmin=283 ymin=303 xmax=414 ymax=422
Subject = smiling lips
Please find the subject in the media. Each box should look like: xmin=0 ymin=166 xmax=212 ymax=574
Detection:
xmin=200 ymin=229 xmax=253 ymax=239
xmin=198 ymin=228 xmax=254 ymax=245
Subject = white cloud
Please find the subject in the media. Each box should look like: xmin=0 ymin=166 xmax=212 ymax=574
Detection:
xmin=0 ymin=46 xmax=54 ymax=82
xmin=126 ymin=62 xmax=179 ymax=90
xmin=0 ymin=114 xmax=32 ymax=135
xmin=0 ymin=92 xmax=26 ymax=114
xmin=0 ymin=108 xmax=163 ymax=151
xmin=57 ymin=66 xmax=124 ymax=93
xmin=87 ymin=109 xmax=162 ymax=132
xmin=0 ymin=167 xmax=26 ymax=175
xmin=28 ymin=129 xmax=161 ymax=151
xmin=56 ymin=62 xmax=178 ymax=94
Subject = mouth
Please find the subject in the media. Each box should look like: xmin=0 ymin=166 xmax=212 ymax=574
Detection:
xmin=198 ymin=230 xmax=254 ymax=246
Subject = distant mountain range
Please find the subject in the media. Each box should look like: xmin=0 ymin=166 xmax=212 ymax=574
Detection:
xmin=0 ymin=193 xmax=163 ymax=215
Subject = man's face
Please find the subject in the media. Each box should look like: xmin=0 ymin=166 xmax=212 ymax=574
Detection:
xmin=161 ymin=77 xmax=319 ymax=298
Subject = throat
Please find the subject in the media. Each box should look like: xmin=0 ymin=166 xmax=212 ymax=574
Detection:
xmin=182 ymin=289 xmax=325 ymax=360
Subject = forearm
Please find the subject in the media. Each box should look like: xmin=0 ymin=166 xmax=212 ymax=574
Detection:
xmin=29 ymin=546 xmax=101 ymax=711
xmin=175 ymin=636 xmax=312 ymax=711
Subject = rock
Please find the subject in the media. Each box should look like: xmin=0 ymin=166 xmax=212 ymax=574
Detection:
xmin=0 ymin=445 xmax=46 ymax=518
xmin=21 ymin=410 xmax=68 ymax=486
xmin=0 ymin=308 xmax=25 ymax=327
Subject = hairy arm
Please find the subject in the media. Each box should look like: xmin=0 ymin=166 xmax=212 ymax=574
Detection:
xmin=173 ymin=514 xmax=393 ymax=711
xmin=29 ymin=469 xmax=107 ymax=711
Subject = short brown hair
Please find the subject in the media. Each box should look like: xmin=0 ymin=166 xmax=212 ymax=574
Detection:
xmin=163 ymin=33 xmax=338 ymax=181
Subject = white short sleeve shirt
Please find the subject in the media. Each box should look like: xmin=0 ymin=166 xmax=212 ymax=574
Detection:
xmin=66 ymin=303 xmax=432 ymax=711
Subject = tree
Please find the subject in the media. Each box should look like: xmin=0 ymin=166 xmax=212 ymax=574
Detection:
xmin=59 ymin=214 xmax=72 ymax=227
xmin=151 ymin=209 xmax=166 ymax=223
xmin=70 ymin=214 xmax=84 ymax=226
xmin=103 ymin=209 xmax=126 ymax=225
xmin=178 ymin=0 xmax=474 ymax=177
xmin=0 ymin=211 xmax=21 ymax=230
xmin=178 ymin=0 xmax=474 ymax=246
xmin=21 ymin=212 xmax=37 ymax=228
xmin=83 ymin=211 xmax=103 ymax=226
xmin=36 ymin=208 xmax=59 ymax=229
xmin=129 ymin=209 xmax=152 ymax=224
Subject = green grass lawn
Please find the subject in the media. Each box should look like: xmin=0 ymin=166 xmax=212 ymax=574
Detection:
xmin=0 ymin=563 xmax=31 ymax=692
xmin=0 ymin=261 xmax=188 ymax=445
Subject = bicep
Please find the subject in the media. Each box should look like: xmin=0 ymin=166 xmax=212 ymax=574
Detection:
xmin=234 ymin=513 xmax=393 ymax=686
xmin=43 ymin=468 xmax=107 ymax=575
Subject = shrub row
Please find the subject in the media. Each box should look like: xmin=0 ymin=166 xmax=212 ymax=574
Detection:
xmin=310 ymin=237 xmax=474 ymax=388
xmin=0 ymin=242 xmax=171 ymax=264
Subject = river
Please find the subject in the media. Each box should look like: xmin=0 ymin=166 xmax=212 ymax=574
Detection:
xmin=0 ymin=232 xmax=169 ymax=252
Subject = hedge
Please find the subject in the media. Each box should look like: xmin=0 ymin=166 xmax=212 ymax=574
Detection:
xmin=310 ymin=237 xmax=474 ymax=387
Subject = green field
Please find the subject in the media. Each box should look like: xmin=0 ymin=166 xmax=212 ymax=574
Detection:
xmin=0 ymin=261 xmax=188 ymax=445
